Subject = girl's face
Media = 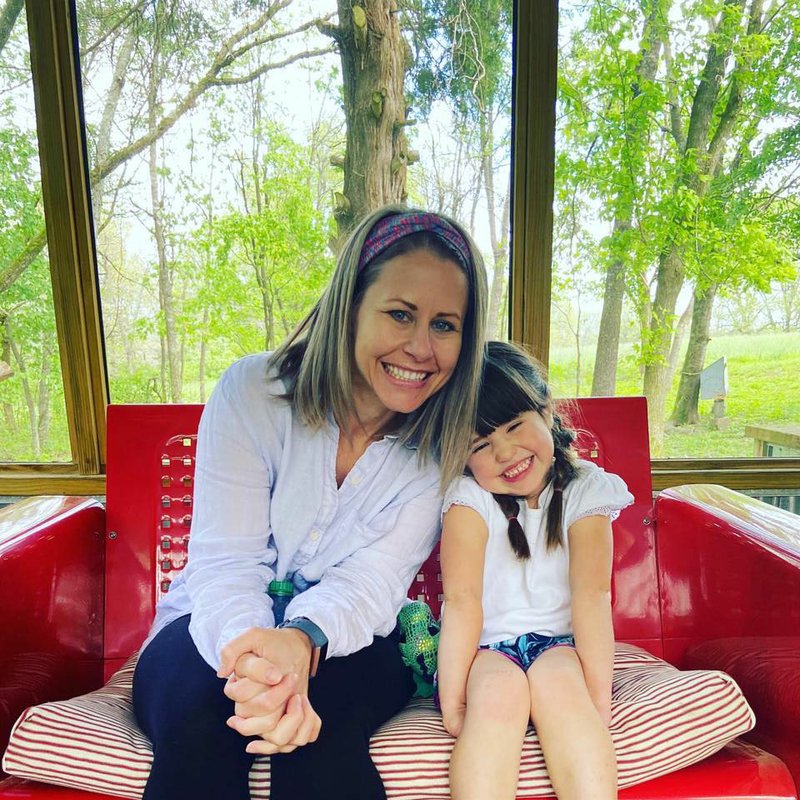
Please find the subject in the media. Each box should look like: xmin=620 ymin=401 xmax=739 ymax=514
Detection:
xmin=467 ymin=410 xmax=555 ymax=506
xmin=351 ymin=248 xmax=468 ymax=422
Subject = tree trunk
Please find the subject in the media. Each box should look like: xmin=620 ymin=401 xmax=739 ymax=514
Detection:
xmin=325 ymin=1 xmax=410 ymax=241
xmin=36 ymin=335 xmax=54 ymax=451
xmin=642 ymin=0 xmax=745 ymax=451
xmin=198 ymin=307 xmax=208 ymax=403
xmin=667 ymin=295 xmax=693 ymax=376
xmin=671 ymin=284 xmax=717 ymax=425
xmin=0 ymin=0 xmax=23 ymax=56
xmin=591 ymin=3 xmax=668 ymax=396
xmin=482 ymin=115 xmax=511 ymax=339
xmin=1 ymin=319 xmax=16 ymax=431
xmin=5 ymin=319 xmax=39 ymax=458
xmin=591 ymin=218 xmax=629 ymax=396
xmin=642 ymin=246 xmax=685 ymax=454
xmin=147 ymin=35 xmax=181 ymax=402
xmin=91 ymin=26 xmax=136 ymax=226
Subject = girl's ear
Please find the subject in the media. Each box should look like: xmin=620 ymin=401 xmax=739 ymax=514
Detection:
xmin=542 ymin=408 xmax=555 ymax=430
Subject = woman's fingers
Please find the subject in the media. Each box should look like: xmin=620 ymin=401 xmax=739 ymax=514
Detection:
xmin=217 ymin=629 xmax=283 ymax=681
xmin=225 ymin=672 xmax=298 ymax=731
xmin=243 ymin=695 xmax=323 ymax=755
xmin=234 ymin=652 xmax=283 ymax=685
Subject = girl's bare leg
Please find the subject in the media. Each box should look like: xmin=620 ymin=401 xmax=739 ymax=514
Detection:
xmin=449 ymin=650 xmax=530 ymax=800
xmin=527 ymin=647 xmax=616 ymax=800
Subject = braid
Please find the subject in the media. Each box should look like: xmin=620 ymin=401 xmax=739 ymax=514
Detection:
xmin=544 ymin=413 xmax=578 ymax=551
xmin=493 ymin=493 xmax=529 ymax=559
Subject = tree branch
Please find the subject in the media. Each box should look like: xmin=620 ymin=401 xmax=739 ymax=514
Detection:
xmin=0 ymin=0 xmax=23 ymax=56
xmin=228 ymin=12 xmax=336 ymax=62
xmin=212 ymin=45 xmax=336 ymax=87
xmin=707 ymin=0 xmax=766 ymax=174
xmin=0 ymin=228 xmax=47 ymax=295
xmin=684 ymin=0 xmax=745 ymax=158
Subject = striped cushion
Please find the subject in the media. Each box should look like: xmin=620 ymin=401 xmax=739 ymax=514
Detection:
xmin=2 ymin=644 xmax=754 ymax=798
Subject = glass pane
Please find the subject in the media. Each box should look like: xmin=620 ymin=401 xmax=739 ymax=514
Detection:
xmin=75 ymin=0 xmax=512 ymax=404
xmin=0 ymin=6 xmax=71 ymax=462
xmin=554 ymin=0 xmax=800 ymax=460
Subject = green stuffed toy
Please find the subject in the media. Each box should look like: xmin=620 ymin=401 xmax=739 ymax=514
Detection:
xmin=397 ymin=600 xmax=440 ymax=698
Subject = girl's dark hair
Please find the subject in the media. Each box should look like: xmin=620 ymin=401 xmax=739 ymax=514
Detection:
xmin=475 ymin=341 xmax=578 ymax=559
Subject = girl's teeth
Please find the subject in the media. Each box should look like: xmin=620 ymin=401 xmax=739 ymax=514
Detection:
xmin=385 ymin=364 xmax=427 ymax=382
xmin=504 ymin=458 xmax=531 ymax=478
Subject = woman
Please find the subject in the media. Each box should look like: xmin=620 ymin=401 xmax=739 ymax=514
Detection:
xmin=132 ymin=205 xmax=488 ymax=800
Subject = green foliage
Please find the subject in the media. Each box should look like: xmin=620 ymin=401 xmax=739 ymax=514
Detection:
xmin=405 ymin=0 xmax=512 ymax=121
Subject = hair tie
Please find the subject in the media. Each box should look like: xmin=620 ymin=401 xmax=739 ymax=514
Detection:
xmin=358 ymin=211 xmax=473 ymax=273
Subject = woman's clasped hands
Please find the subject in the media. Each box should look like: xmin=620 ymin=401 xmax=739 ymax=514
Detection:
xmin=217 ymin=627 xmax=322 ymax=755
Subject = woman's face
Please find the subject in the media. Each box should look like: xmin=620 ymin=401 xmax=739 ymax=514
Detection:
xmin=352 ymin=249 xmax=469 ymax=421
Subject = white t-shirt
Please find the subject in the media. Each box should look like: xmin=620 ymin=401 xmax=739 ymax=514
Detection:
xmin=443 ymin=461 xmax=633 ymax=645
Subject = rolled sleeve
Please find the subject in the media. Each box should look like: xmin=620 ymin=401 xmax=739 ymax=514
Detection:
xmin=183 ymin=359 xmax=281 ymax=668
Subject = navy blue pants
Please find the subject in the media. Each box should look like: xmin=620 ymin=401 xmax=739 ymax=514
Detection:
xmin=133 ymin=615 xmax=414 ymax=800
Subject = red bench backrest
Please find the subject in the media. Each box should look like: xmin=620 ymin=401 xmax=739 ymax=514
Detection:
xmin=104 ymin=397 xmax=659 ymax=675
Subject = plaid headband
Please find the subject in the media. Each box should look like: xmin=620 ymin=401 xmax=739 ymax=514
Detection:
xmin=357 ymin=211 xmax=473 ymax=273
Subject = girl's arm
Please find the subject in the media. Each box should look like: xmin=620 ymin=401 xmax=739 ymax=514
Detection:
xmin=438 ymin=504 xmax=488 ymax=737
xmin=568 ymin=514 xmax=615 ymax=726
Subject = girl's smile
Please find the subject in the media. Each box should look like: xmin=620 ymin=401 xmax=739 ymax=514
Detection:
xmin=468 ymin=410 xmax=555 ymax=507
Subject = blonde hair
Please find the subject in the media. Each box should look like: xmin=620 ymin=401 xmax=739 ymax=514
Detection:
xmin=270 ymin=204 xmax=488 ymax=487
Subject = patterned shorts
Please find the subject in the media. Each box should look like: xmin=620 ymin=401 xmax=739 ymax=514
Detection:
xmin=433 ymin=631 xmax=575 ymax=708
xmin=480 ymin=631 xmax=576 ymax=672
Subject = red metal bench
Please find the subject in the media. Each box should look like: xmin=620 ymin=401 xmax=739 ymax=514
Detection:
xmin=1 ymin=398 xmax=798 ymax=798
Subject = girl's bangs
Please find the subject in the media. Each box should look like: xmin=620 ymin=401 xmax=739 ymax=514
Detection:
xmin=475 ymin=365 xmax=541 ymax=437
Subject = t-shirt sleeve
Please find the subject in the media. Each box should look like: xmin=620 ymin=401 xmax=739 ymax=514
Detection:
xmin=442 ymin=475 xmax=493 ymax=526
xmin=563 ymin=462 xmax=634 ymax=531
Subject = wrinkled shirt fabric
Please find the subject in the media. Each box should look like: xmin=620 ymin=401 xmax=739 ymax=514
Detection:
xmin=144 ymin=353 xmax=442 ymax=669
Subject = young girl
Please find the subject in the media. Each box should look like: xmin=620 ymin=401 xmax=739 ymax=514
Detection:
xmin=437 ymin=341 xmax=633 ymax=800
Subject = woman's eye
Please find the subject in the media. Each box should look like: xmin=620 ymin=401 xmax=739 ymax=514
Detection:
xmin=388 ymin=309 xmax=410 ymax=322
xmin=507 ymin=420 xmax=522 ymax=432
xmin=432 ymin=318 xmax=456 ymax=333
xmin=471 ymin=441 xmax=488 ymax=454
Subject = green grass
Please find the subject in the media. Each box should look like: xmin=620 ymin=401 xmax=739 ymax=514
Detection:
xmin=549 ymin=332 xmax=800 ymax=459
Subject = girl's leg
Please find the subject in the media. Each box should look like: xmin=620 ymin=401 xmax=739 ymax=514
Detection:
xmin=449 ymin=650 xmax=530 ymax=800
xmin=132 ymin=615 xmax=255 ymax=800
xmin=527 ymin=647 xmax=616 ymax=800
xmin=269 ymin=634 xmax=414 ymax=800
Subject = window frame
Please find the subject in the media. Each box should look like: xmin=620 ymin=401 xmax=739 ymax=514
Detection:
xmin=1 ymin=0 xmax=798 ymax=496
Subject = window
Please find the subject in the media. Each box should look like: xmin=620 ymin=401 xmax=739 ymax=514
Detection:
xmin=2 ymin=0 xmax=798 ymax=496
xmin=554 ymin=0 xmax=800 ymax=473
xmin=0 ymin=3 xmax=70 ymax=462
xmin=75 ymin=0 xmax=512 ymax=406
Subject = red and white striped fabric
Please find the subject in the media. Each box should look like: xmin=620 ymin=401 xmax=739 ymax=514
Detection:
xmin=2 ymin=644 xmax=754 ymax=799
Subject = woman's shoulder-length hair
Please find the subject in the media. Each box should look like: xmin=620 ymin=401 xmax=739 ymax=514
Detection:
xmin=270 ymin=204 xmax=488 ymax=489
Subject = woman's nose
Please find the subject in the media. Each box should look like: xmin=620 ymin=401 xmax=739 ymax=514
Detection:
xmin=404 ymin=324 xmax=434 ymax=361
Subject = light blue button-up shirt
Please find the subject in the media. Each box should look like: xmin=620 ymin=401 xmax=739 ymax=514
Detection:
xmin=146 ymin=353 xmax=443 ymax=669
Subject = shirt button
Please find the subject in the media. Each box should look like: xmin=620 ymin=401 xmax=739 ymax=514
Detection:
xmin=350 ymin=474 xmax=362 ymax=485
xmin=309 ymin=529 xmax=320 ymax=541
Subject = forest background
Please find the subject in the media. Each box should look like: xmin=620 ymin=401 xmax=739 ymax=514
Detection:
xmin=1 ymin=0 xmax=798 ymax=463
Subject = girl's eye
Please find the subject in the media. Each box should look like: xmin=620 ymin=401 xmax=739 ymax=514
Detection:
xmin=471 ymin=441 xmax=488 ymax=454
xmin=507 ymin=420 xmax=523 ymax=432
xmin=431 ymin=318 xmax=456 ymax=333
xmin=388 ymin=309 xmax=410 ymax=322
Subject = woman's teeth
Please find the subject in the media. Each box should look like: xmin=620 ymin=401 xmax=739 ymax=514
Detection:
xmin=384 ymin=363 xmax=427 ymax=382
